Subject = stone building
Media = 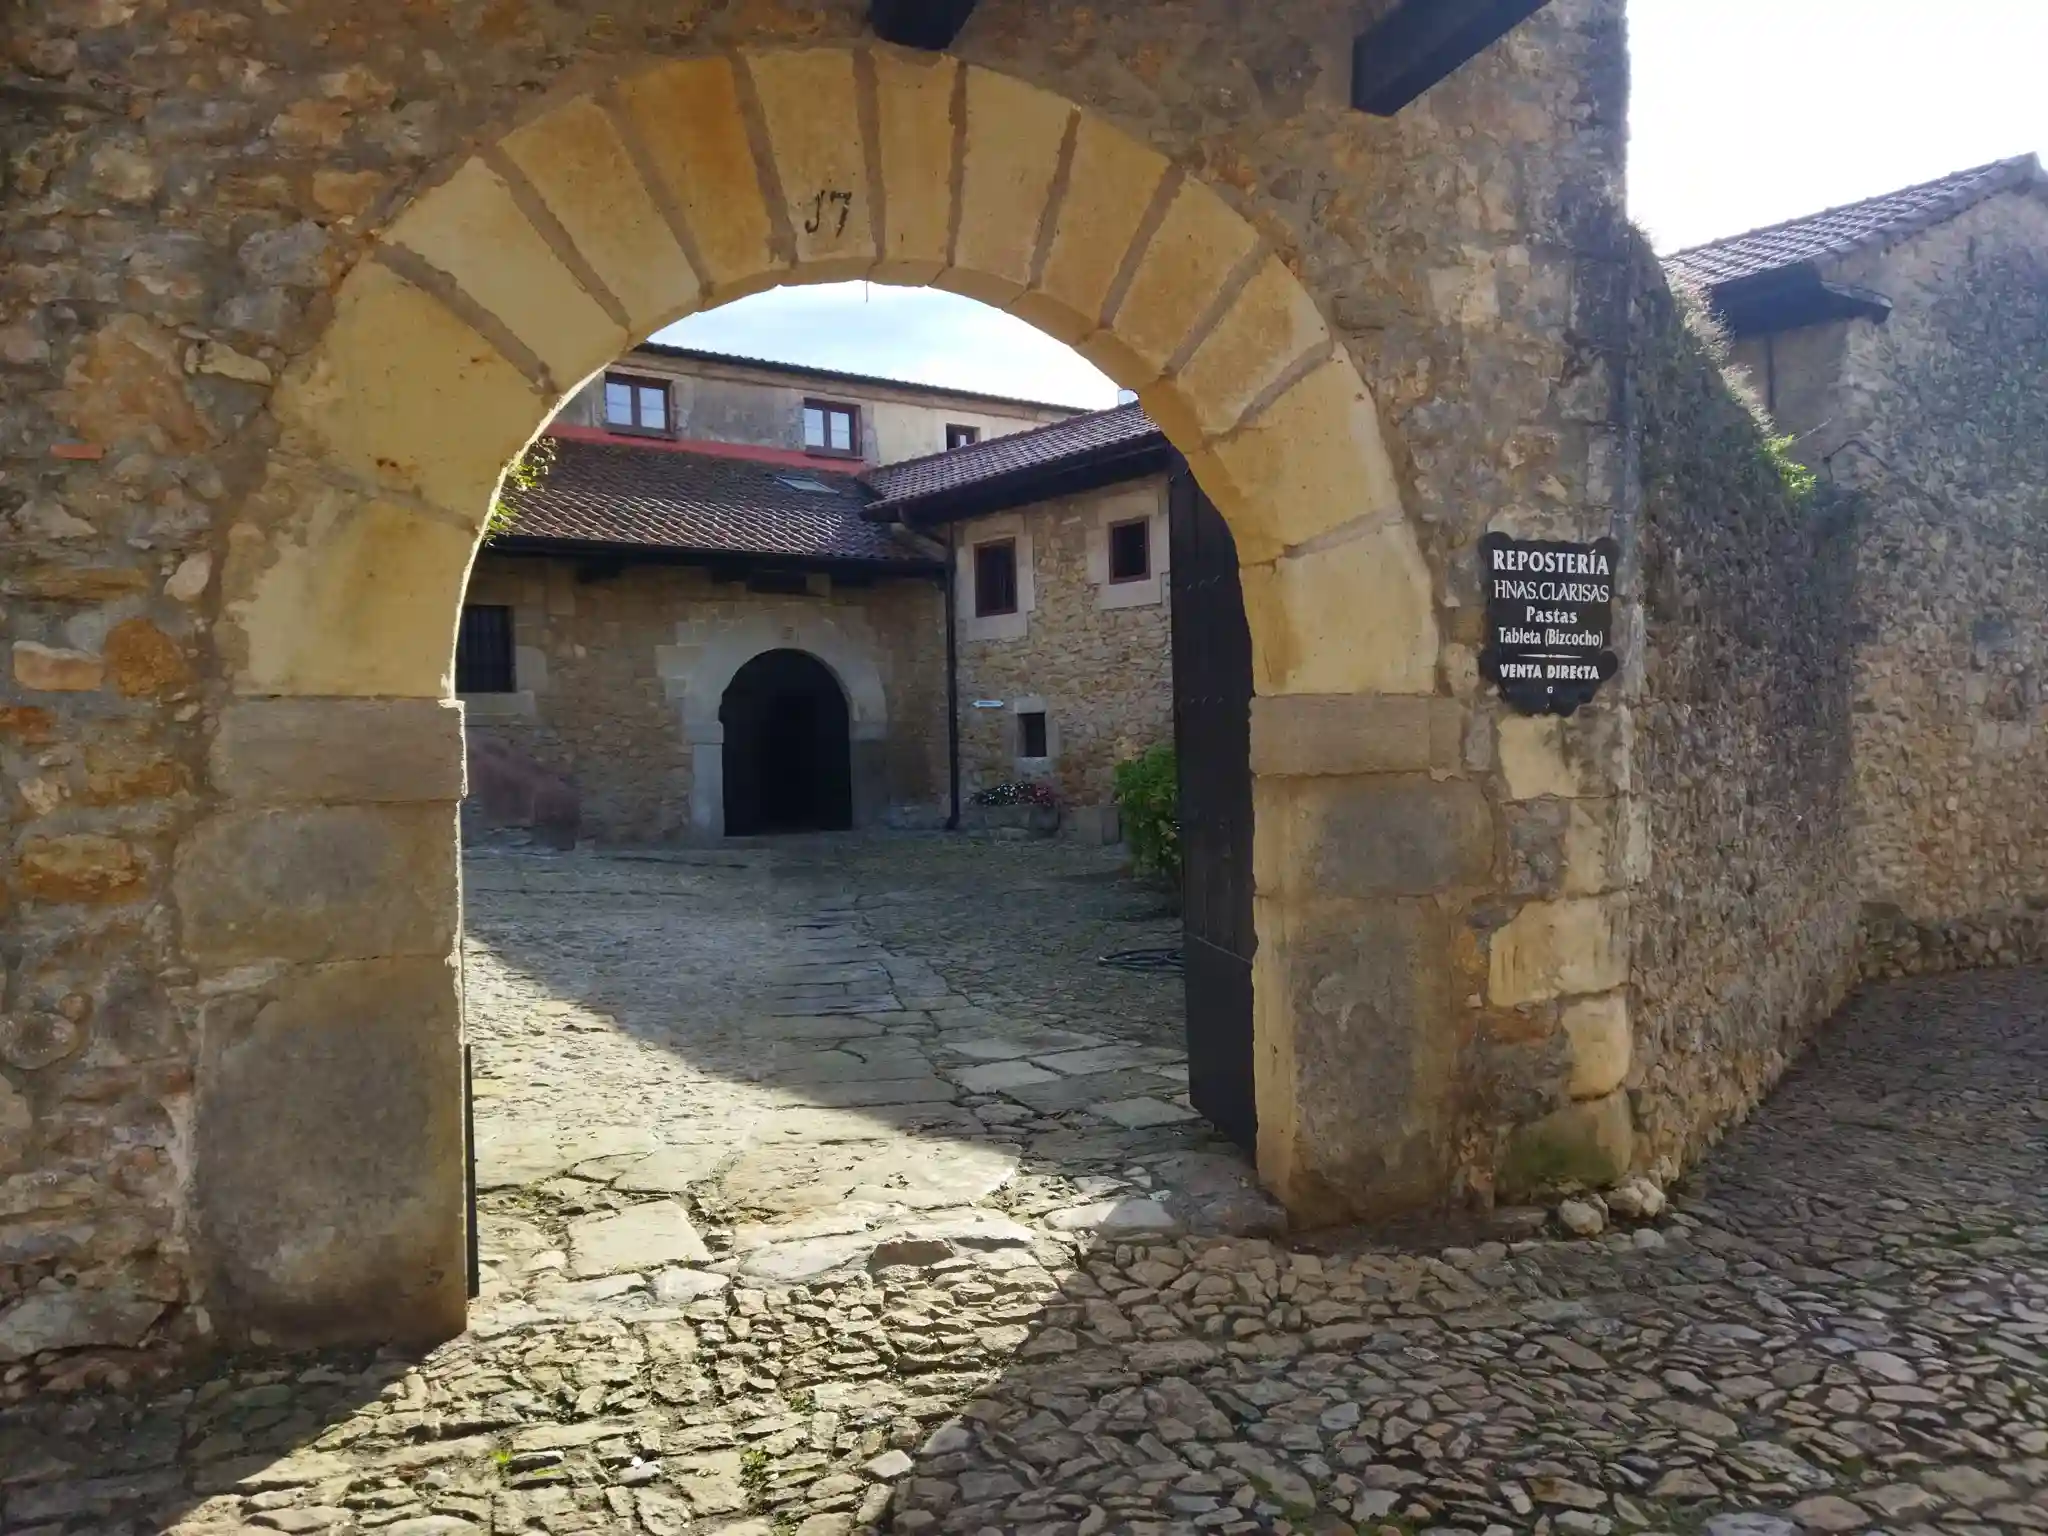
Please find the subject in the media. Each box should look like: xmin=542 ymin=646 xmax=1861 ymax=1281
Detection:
xmin=472 ymin=396 xmax=1181 ymax=845
xmin=551 ymin=340 xmax=1078 ymax=463
xmin=1666 ymin=156 xmax=2048 ymax=974
xmin=867 ymin=405 xmax=1176 ymax=834
xmin=20 ymin=0 xmax=2027 ymax=1370
xmin=457 ymin=344 xmax=1077 ymax=841
xmin=466 ymin=434 xmax=948 ymax=842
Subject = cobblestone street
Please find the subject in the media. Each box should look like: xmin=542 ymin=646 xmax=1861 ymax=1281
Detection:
xmin=4 ymin=836 xmax=2046 ymax=1536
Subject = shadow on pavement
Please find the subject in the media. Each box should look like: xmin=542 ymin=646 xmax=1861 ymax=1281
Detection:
xmin=4 ymin=883 xmax=2046 ymax=1535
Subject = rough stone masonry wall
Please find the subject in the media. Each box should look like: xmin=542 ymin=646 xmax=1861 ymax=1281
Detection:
xmin=1626 ymin=245 xmax=1861 ymax=1175
xmin=462 ymin=554 xmax=946 ymax=841
xmin=955 ymin=478 xmax=1174 ymax=814
xmin=1822 ymin=194 xmax=2048 ymax=975
xmin=0 ymin=0 xmax=1638 ymax=1370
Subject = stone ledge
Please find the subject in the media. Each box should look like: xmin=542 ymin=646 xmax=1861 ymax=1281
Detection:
xmin=174 ymin=803 xmax=459 ymax=966
xmin=1859 ymin=900 xmax=2048 ymax=980
xmin=195 ymin=955 xmax=465 ymax=1349
xmin=1254 ymin=773 xmax=1492 ymax=900
xmin=213 ymin=697 xmax=468 ymax=804
xmin=1249 ymin=694 xmax=1463 ymax=778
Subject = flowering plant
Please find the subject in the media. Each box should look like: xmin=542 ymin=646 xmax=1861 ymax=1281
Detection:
xmin=970 ymin=780 xmax=1059 ymax=809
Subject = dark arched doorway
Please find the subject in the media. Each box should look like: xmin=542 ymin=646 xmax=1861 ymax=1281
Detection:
xmin=720 ymin=649 xmax=854 ymax=836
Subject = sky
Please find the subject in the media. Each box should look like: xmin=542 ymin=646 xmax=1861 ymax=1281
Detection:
xmin=658 ymin=1 xmax=2048 ymax=408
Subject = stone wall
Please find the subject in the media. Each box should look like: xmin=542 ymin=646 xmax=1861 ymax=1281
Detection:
xmin=462 ymin=554 xmax=946 ymax=841
xmin=1626 ymin=246 xmax=1861 ymax=1173
xmin=0 ymin=0 xmax=1646 ymax=1368
xmin=954 ymin=477 xmax=1173 ymax=822
xmin=1829 ymin=194 xmax=2048 ymax=941
xmin=1721 ymin=189 xmax=2048 ymax=978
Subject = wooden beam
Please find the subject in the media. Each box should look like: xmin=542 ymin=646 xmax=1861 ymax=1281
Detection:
xmin=1352 ymin=0 xmax=1553 ymax=116
xmin=870 ymin=0 xmax=980 ymax=50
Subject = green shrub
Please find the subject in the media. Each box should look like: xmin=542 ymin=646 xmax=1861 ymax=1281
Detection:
xmin=486 ymin=436 xmax=557 ymax=539
xmin=1113 ymin=744 xmax=1180 ymax=884
xmin=1762 ymin=433 xmax=1817 ymax=503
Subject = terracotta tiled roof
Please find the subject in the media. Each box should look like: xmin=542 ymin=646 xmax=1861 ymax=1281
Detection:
xmin=864 ymin=403 xmax=1164 ymax=512
xmin=1664 ymin=155 xmax=2041 ymax=289
xmin=496 ymin=435 xmax=936 ymax=566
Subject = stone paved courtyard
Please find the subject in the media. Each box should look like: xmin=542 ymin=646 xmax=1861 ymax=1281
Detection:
xmin=3 ymin=835 xmax=2046 ymax=1535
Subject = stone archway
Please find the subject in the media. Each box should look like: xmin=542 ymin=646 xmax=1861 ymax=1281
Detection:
xmin=673 ymin=612 xmax=893 ymax=839
xmin=201 ymin=45 xmax=1454 ymax=1348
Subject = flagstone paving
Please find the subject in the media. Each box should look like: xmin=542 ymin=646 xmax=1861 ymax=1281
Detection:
xmin=2 ymin=835 xmax=2045 ymax=1536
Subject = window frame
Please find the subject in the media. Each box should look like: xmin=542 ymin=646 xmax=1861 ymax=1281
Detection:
xmin=945 ymin=422 xmax=981 ymax=451
xmin=1106 ymin=516 xmax=1152 ymax=584
xmin=802 ymin=398 xmax=861 ymax=458
xmin=1017 ymin=709 xmax=1049 ymax=760
xmin=455 ymin=603 xmax=517 ymax=694
xmin=972 ymin=538 xmax=1019 ymax=618
xmin=602 ymin=372 xmax=672 ymax=437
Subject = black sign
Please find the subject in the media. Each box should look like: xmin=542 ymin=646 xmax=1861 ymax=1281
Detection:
xmin=1478 ymin=533 xmax=1620 ymax=717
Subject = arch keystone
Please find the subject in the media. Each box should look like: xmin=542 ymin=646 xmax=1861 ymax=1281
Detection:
xmin=870 ymin=48 xmax=958 ymax=283
xmin=1186 ymin=354 xmax=1407 ymax=566
xmin=272 ymin=260 xmax=542 ymax=518
xmin=616 ymin=57 xmax=787 ymax=300
xmin=940 ymin=68 xmax=1072 ymax=308
xmin=743 ymin=48 xmax=878 ymax=279
xmin=499 ymin=96 xmax=700 ymax=338
xmin=1241 ymin=524 xmax=1438 ymax=697
xmin=385 ymin=157 xmax=626 ymax=388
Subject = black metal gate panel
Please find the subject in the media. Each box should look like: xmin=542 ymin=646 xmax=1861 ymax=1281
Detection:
xmin=1168 ymin=465 xmax=1257 ymax=1153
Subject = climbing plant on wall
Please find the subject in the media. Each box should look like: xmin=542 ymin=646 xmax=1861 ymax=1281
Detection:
xmin=486 ymin=437 xmax=558 ymax=539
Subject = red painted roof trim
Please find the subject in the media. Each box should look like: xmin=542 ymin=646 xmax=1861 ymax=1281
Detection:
xmin=543 ymin=423 xmax=859 ymax=470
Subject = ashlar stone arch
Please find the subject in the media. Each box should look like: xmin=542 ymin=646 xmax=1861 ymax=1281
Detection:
xmin=669 ymin=615 xmax=892 ymax=838
xmin=202 ymin=44 xmax=1453 ymax=1347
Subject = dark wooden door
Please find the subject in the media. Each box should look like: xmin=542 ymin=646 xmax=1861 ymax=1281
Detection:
xmin=1168 ymin=464 xmax=1257 ymax=1153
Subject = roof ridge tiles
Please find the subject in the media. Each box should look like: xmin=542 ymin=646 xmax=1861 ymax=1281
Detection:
xmin=1663 ymin=154 xmax=2041 ymax=289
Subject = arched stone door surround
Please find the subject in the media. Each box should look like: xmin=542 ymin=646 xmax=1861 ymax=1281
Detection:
xmin=203 ymin=45 xmax=1460 ymax=1348
xmin=670 ymin=615 xmax=892 ymax=838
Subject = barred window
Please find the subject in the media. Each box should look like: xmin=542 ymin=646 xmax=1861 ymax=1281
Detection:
xmin=1108 ymin=518 xmax=1151 ymax=582
xmin=974 ymin=540 xmax=1018 ymax=617
xmin=456 ymin=604 xmax=515 ymax=693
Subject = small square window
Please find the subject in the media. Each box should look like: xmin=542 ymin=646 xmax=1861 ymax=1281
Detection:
xmin=946 ymin=423 xmax=981 ymax=450
xmin=456 ymin=604 xmax=516 ymax=694
xmin=803 ymin=400 xmax=859 ymax=456
xmin=973 ymin=539 xmax=1018 ymax=618
xmin=1018 ymin=710 xmax=1048 ymax=759
xmin=1108 ymin=518 xmax=1151 ymax=583
xmin=603 ymin=373 xmax=671 ymax=435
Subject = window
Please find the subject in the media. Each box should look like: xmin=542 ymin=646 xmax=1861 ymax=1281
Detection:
xmin=1017 ymin=710 xmax=1048 ymax=759
xmin=945 ymin=423 xmax=981 ymax=450
xmin=603 ymin=374 xmax=670 ymax=435
xmin=1108 ymin=517 xmax=1151 ymax=582
xmin=456 ymin=604 xmax=515 ymax=693
xmin=973 ymin=539 xmax=1018 ymax=617
xmin=803 ymin=400 xmax=859 ymax=456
